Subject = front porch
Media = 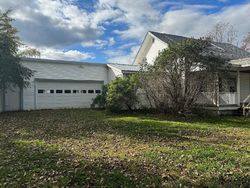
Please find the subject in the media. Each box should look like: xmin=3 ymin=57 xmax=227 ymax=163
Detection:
xmin=197 ymin=67 xmax=250 ymax=114
xmin=198 ymin=92 xmax=239 ymax=107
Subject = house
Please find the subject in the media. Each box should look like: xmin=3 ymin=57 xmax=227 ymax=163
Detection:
xmin=1 ymin=31 xmax=250 ymax=114
xmin=134 ymin=31 xmax=250 ymax=115
xmin=0 ymin=58 xmax=139 ymax=112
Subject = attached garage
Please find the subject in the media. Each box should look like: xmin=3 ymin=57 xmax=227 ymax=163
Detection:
xmin=20 ymin=58 xmax=108 ymax=111
xmin=1 ymin=58 xmax=139 ymax=112
xmin=35 ymin=80 xmax=103 ymax=109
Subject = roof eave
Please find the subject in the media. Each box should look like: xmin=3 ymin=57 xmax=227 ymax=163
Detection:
xmin=21 ymin=57 xmax=106 ymax=66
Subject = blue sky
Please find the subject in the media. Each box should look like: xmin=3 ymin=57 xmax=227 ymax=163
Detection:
xmin=0 ymin=0 xmax=249 ymax=64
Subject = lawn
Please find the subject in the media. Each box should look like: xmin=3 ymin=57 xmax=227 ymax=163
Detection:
xmin=0 ymin=109 xmax=249 ymax=187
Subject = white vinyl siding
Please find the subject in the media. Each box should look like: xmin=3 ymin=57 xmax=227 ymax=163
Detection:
xmin=240 ymin=73 xmax=250 ymax=102
xmin=5 ymin=87 xmax=20 ymax=111
xmin=21 ymin=60 xmax=109 ymax=111
xmin=108 ymin=67 xmax=123 ymax=82
xmin=22 ymin=61 xmax=108 ymax=84
xmin=23 ymin=81 xmax=36 ymax=110
xmin=134 ymin=33 xmax=155 ymax=65
xmin=0 ymin=87 xmax=21 ymax=112
xmin=146 ymin=37 xmax=168 ymax=65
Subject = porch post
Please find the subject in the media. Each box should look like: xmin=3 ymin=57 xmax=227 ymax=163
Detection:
xmin=237 ymin=70 xmax=241 ymax=106
xmin=215 ymin=72 xmax=220 ymax=107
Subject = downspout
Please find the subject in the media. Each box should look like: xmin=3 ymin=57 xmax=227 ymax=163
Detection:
xmin=2 ymin=84 xmax=6 ymax=112
xmin=19 ymin=85 xmax=24 ymax=111
xmin=0 ymin=90 xmax=3 ymax=112
xmin=2 ymin=82 xmax=6 ymax=112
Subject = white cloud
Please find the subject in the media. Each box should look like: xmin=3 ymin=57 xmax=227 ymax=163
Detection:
xmin=82 ymin=37 xmax=115 ymax=48
xmin=105 ymin=45 xmax=140 ymax=64
xmin=100 ymin=2 xmax=250 ymax=63
xmin=90 ymin=3 xmax=122 ymax=27
xmin=1 ymin=0 xmax=250 ymax=64
xmin=0 ymin=0 xmax=105 ymax=47
xmin=118 ymin=42 xmax=138 ymax=50
xmin=157 ymin=3 xmax=250 ymax=41
xmin=154 ymin=1 xmax=217 ymax=10
xmin=97 ymin=1 xmax=250 ymax=43
xmin=39 ymin=48 xmax=93 ymax=61
xmin=98 ymin=0 xmax=161 ymax=39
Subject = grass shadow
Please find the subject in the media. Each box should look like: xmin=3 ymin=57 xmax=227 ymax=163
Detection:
xmin=0 ymin=109 xmax=250 ymax=187
xmin=0 ymin=138 xmax=163 ymax=187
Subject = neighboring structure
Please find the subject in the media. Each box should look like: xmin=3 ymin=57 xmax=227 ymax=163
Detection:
xmin=134 ymin=31 xmax=250 ymax=114
xmin=0 ymin=58 xmax=139 ymax=112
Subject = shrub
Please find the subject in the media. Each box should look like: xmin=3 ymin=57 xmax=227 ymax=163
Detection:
xmin=106 ymin=75 xmax=139 ymax=112
xmin=91 ymin=85 xmax=108 ymax=108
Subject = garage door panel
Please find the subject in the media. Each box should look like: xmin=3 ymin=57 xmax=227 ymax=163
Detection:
xmin=36 ymin=81 xmax=102 ymax=109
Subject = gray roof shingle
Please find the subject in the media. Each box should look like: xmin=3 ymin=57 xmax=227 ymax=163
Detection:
xmin=150 ymin=31 xmax=250 ymax=60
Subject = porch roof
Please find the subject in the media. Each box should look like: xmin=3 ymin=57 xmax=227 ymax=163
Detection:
xmin=230 ymin=58 xmax=250 ymax=71
xmin=230 ymin=58 xmax=250 ymax=67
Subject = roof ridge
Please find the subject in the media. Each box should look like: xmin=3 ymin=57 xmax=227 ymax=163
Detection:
xmin=150 ymin=31 xmax=243 ymax=47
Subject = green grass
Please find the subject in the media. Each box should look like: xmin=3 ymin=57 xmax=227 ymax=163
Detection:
xmin=0 ymin=109 xmax=250 ymax=187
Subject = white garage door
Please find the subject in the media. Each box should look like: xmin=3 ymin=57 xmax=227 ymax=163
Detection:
xmin=36 ymin=81 xmax=103 ymax=109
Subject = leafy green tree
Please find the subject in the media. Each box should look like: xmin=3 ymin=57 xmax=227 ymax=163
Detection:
xmin=106 ymin=75 xmax=139 ymax=112
xmin=0 ymin=10 xmax=35 ymax=111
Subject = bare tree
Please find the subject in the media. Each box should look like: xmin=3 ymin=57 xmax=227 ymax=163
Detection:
xmin=241 ymin=32 xmax=250 ymax=51
xmin=139 ymin=38 xmax=229 ymax=114
xmin=207 ymin=22 xmax=237 ymax=44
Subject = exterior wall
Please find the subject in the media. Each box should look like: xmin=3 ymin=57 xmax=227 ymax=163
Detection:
xmin=108 ymin=67 xmax=123 ymax=82
xmin=134 ymin=34 xmax=154 ymax=65
xmin=134 ymin=33 xmax=168 ymax=65
xmin=21 ymin=60 xmax=109 ymax=111
xmin=0 ymin=87 xmax=21 ymax=112
xmin=22 ymin=61 xmax=109 ymax=84
xmin=0 ymin=91 xmax=2 ymax=112
xmin=240 ymin=72 xmax=250 ymax=102
xmin=146 ymin=37 xmax=168 ymax=65
xmin=23 ymin=80 xmax=36 ymax=110
xmin=5 ymin=87 xmax=20 ymax=111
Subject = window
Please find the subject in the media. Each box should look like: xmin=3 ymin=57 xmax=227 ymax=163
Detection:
xmin=219 ymin=77 xmax=237 ymax=92
xmin=73 ymin=90 xmax=80 ymax=94
xmin=95 ymin=90 xmax=101 ymax=94
xmin=46 ymin=89 xmax=54 ymax=94
xmin=65 ymin=90 xmax=71 ymax=94
xmin=81 ymin=90 xmax=86 ymax=94
xmin=38 ymin=89 xmax=45 ymax=94
xmin=56 ymin=90 xmax=63 ymax=94
xmin=88 ymin=90 xmax=94 ymax=94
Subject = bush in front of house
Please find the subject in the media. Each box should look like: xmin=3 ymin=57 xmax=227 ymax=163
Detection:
xmin=92 ymin=75 xmax=139 ymax=112
xmin=91 ymin=85 xmax=108 ymax=109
